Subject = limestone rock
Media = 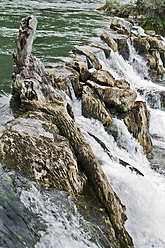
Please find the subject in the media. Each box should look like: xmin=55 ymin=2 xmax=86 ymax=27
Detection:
xmin=87 ymin=80 xmax=137 ymax=112
xmin=6 ymin=15 xmax=134 ymax=247
xmin=145 ymin=53 xmax=157 ymax=69
xmin=90 ymin=42 xmax=111 ymax=58
xmin=110 ymin=17 xmax=132 ymax=35
xmin=71 ymin=61 xmax=90 ymax=82
xmin=159 ymin=47 xmax=165 ymax=68
xmin=101 ymin=31 xmax=118 ymax=52
xmin=157 ymin=65 xmax=164 ymax=79
xmin=133 ymin=37 xmax=150 ymax=54
xmin=90 ymin=69 xmax=116 ymax=87
xmin=0 ymin=111 xmax=87 ymax=192
xmin=147 ymin=36 xmax=164 ymax=50
xmin=72 ymin=45 xmax=102 ymax=70
xmin=145 ymin=30 xmax=156 ymax=36
xmin=124 ymin=101 xmax=153 ymax=158
xmin=82 ymin=85 xmax=112 ymax=126
xmin=115 ymin=79 xmax=130 ymax=89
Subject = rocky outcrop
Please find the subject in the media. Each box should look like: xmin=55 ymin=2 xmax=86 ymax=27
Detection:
xmin=110 ymin=17 xmax=132 ymax=35
xmin=82 ymin=85 xmax=112 ymax=126
xmin=87 ymin=80 xmax=137 ymax=112
xmin=0 ymin=16 xmax=134 ymax=248
xmin=101 ymin=31 xmax=118 ymax=52
xmin=72 ymin=45 xmax=102 ymax=70
xmin=90 ymin=69 xmax=116 ymax=87
xmin=0 ymin=111 xmax=86 ymax=192
xmin=124 ymin=101 xmax=153 ymax=158
xmin=133 ymin=35 xmax=165 ymax=80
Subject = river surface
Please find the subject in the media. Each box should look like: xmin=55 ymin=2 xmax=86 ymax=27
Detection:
xmin=0 ymin=0 xmax=165 ymax=247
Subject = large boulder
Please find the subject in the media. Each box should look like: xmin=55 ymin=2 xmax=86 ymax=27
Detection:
xmin=0 ymin=111 xmax=86 ymax=192
xmin=72 ymin=45 xmax=102 ymax=70
xmin=90 ymin=69 xmax=116 ymax=87
xmin=147 ymin=36 xmax=164 ymax=50
xmin=124 ymin=101 xmax=153 ymax=158
xmin=87 ymin=80 xmax=137 ymax=112
xmin=110 ymin=17 xmax=132 ymax=35
xmin=82 ymin=85 xmax=112 ymax=126
xmin=133 ymin=36 xmax=150 ymax=54
xmin=101 ymin=31 xmax=118 ymax=52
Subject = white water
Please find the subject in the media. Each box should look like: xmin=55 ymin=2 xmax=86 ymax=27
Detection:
xmin=68 ymin=37 xmax=165 ymax=247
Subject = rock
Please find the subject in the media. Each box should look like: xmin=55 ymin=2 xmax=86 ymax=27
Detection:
xmin=157 ymin=65 xmax=164 ymax=79
xmin=159 ymin=47 xmax=165 ymax=68
xmin=72 ymin=45 xmax=102 ymax=70
xmin=90 ymin=42 xmax=111 ymax=58
xmin=150 ymin=49 xmax=160 ymax=66
xmin=6 ymin=16 xmax=134 ymax=247
xmin=115 ymin=79 xmax=130 ymax=89
xmin=82 ymin=85 xmax=112 ymax=126
xmin=115 ymin=36 xmax=129 ymax=60
xmin=90 ymin=69 xmax=116 ymax=87
xmin=101 ymin=31 xmax=118 ymax=52
xmin=147 ymin=36 xmax=164 ymax=50
xmin=110 ymin=17 xmax=132 ymax=35
xmin=0 ymin=111 xmax=86 ymax=192
xmin=145 ymin=53 xmax=157 ymax=69
xmin=70 ymin=61 xmax=90 ymax=82
xmin=87 ymin=80 xmax=137 ymax=112
xmin=145 ymin=30 xmax=156 ymax=36
xmin=133 ymin=36 xmax=150 ymax=54
xmin=124 ymin=101 xmax=153 ymax=158
xmin=149 ymin=69 xmax=158 ymax=80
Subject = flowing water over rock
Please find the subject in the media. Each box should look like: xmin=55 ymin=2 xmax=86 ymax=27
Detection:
xmin=0 ymin=0 xmax=165 ymax=247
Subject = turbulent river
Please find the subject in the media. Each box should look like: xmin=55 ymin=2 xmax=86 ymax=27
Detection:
xmin=0 ymin=0 xmax=165 ymax=247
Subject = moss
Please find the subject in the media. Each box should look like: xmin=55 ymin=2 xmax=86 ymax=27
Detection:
xmin=50 ymin=99 xmax=64 ymax=106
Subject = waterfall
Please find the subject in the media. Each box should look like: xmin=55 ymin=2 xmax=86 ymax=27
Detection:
xmin=68 ymin=39 xmax=165 ymax=247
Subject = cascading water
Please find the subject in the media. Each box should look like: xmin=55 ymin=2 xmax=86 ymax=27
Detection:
xmin=0 ymin=0 xmax=165 ymax=247
xmin=69 ymin=31 xmax=165 ymax=247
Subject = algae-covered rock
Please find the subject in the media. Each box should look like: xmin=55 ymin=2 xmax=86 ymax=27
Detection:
xmin=82 ymin=85 xmax=112 ymax=126
xmin=124 ymin=101 xmax=153 ymax=158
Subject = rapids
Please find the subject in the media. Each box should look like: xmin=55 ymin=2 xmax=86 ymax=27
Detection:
xmin=0 ymin=0 xmax=165 ymax=247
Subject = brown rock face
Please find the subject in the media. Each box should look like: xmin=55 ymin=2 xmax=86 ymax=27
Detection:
xmin=82 ymin=85 xmax=112 ymax=126
xmin=72 ymin=45 xmax=102 ymax=70
xmin=90 ymin=69 xmax=116 ymax=87
xmin=124 ymin=101 xmax=153 ymax=158
xmin=87 ymin=80 xmax=137 ymax=112
xmin=101 ymin=31 xmax=118 ymax=52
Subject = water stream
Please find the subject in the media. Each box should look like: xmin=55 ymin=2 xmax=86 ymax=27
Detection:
xmin=0 ymin=0 xmax=165 ymax=247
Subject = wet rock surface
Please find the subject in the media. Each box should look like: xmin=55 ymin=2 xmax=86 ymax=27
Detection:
xmin=0 ymin=15 xmax=135 ymax=247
